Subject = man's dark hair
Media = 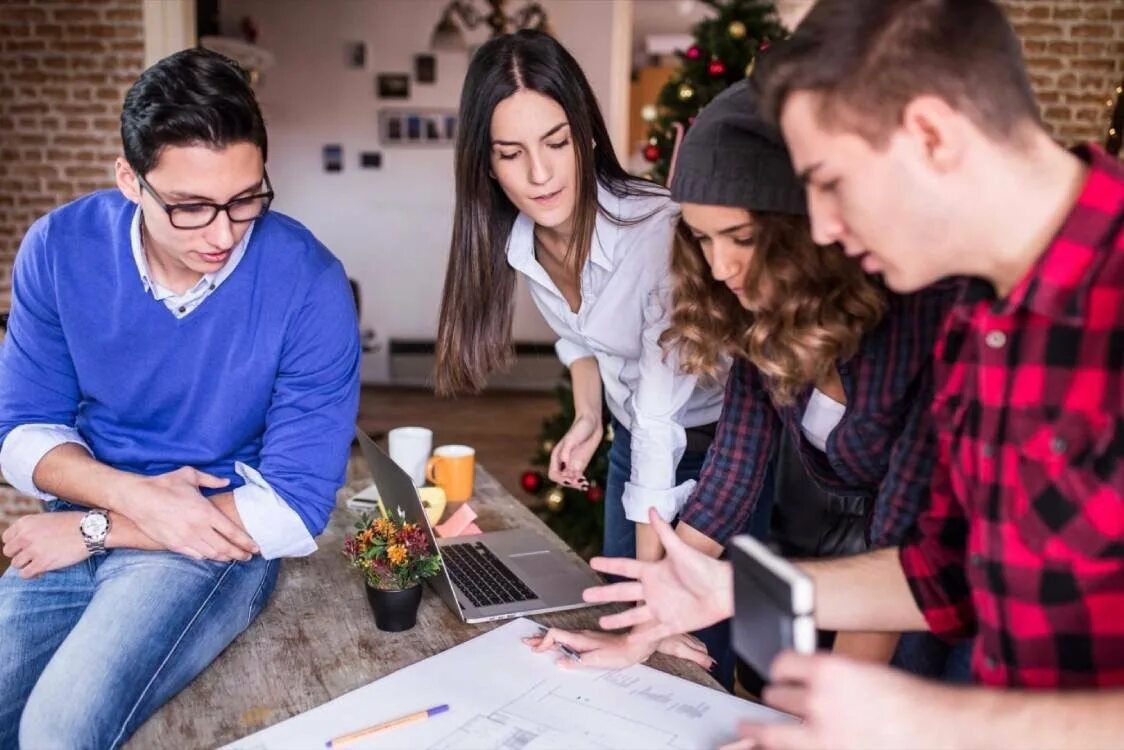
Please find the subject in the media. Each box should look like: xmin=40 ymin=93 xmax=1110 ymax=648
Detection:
xmin=121 ymin=48 xmax=268 ymax=174
xmin=758 ymin=0 xmax=1041 ymax=145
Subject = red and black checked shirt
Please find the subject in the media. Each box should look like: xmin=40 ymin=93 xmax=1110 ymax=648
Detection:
xmin=678 ymin=280 xmax=959 ymax=547
xmin=900 ymin=145 xmax=1124 ymax=689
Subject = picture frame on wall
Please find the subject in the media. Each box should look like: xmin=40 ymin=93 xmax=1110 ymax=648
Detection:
xmin=345 ymin=41 xmax=367 ymax=69
xmin=378 ymin=108 xmax=458 ymax=147
xmin=414 ymin=54 xmax=436 ymax=84
xmin=376 ymin=73 xmax=410 ymax=99
xmin=386 ymin=117 xmax=402 ymax=142
xmin=322 ymin=144 xmax=343 ymax=172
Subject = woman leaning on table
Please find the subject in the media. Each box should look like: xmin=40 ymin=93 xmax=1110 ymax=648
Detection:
xmin=433 ymin=30 xmax=729 ymax=565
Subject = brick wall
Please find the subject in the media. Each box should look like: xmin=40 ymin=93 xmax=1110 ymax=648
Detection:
xmin=0 ymin=0 xmax=143 ymax=527
xmin=0 ymin=0 xmax=144 ymax=310
xmin=1002 ymin=0 xmax=1124 ymax=146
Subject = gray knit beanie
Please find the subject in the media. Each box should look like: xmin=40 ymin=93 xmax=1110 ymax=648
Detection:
xmin=669 ymin=79 xmax=806 ymax=215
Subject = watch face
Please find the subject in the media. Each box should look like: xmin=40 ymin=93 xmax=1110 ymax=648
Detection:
xmin=81 ymin=512 xmax=108 ymax=540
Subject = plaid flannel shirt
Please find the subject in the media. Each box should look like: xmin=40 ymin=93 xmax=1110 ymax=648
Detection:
xmin=900 ymin=145 xmax=1124 ymax=688
xmin=679 ymin=280 xmax=959 ymax=547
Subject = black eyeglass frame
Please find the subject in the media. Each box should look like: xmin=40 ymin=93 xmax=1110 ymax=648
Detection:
xmin=136 ymin=171 xmax=275 ymax=229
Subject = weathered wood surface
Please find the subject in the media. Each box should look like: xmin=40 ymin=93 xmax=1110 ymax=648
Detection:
xmin=132 ymin=462 xmax=723 ymax=749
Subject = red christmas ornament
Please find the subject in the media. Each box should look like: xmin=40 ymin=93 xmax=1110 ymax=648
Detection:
xmin=686 ymin=46 xmax=701 ymax=60
xmin=643 ymin=143 xmax=661 ymax=162
xmin=759 ymin=38 xmax=772 ymax=52
xmin=586 ymin=484 xmax=604 ymax=503
xmin=239 ymin=16 xmax=259 ymax=44
xmin=520 ymin=470 xmax=542 ymax=494
xmin=708 ymin=59 xmax=727 ymax=76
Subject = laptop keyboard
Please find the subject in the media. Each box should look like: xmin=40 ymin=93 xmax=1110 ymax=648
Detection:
xmin=442 ymin=542 xmax=539 ymax=608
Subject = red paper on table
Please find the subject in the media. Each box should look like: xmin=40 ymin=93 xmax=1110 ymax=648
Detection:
xmin=434 ymin=503 xmax=482 ymax=538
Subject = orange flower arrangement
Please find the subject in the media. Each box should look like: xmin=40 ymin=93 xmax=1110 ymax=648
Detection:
xmin=343 ymin=508 xmax=442 ymax=591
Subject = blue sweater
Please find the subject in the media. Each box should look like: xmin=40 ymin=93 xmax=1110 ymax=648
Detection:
xmin=0 ymin=191 xmax=360 ymax=536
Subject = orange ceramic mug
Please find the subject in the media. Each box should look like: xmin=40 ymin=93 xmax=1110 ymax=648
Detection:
xmin=426 ymin=445 xmax=475 ymax=502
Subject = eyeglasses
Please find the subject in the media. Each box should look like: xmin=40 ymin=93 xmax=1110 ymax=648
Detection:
xmin=137 ymin=172 xmax=275 ymax=229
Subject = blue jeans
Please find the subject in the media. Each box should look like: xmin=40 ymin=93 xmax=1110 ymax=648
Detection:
xmin=0 ymin=508 xmax=279 ymax=750
xmin=603 ymin=418 xmax=776 ymax=692
xmin=891 ymin=634 xmax=974 ymax=683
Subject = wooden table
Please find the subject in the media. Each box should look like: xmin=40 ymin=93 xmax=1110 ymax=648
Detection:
xmin=131 ymin=462 xmax=723 ymax=748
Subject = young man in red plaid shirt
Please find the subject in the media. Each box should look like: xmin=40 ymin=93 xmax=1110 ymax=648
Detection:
xmin=582 ymin=0 xmax=1124 ymax=746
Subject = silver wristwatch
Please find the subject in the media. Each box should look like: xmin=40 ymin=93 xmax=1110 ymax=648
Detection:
xmin=79 ymin=509 xmax=111 ymax=555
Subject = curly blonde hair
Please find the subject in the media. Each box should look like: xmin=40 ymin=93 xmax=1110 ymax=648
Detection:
xmin=661 ymin=212 xmax=886 ymax=405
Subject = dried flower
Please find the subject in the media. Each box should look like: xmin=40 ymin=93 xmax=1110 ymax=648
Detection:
xmin=387 ymin=544 xmax=407 ymax=566
xmin=343 ymin=509 xmax=443 ymax=591
xmin=372 ymin=517 xmax=395 ymax=539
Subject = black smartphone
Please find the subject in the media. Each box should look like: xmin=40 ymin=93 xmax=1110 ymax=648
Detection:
xmin=729 ymin=534 xmax=816 ymax=679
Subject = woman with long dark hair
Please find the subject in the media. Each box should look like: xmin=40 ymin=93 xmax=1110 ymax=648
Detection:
xmin=530 ymin=79 xmax=969 ymax=682
xmin=435 ymin=30 xmax=728 ymax=567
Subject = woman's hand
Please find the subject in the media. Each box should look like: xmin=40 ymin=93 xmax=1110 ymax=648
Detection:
xmin=548 ymin=414 xmax=603 ymax=489
xmin=524 ymin=626 xmax=713 ymax=671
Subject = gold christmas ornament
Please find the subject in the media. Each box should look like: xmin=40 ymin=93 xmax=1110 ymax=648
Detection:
xmin=605 ymin=423 xmax=615 ymax=442
xmin=678 ymin=83 xmax=695 ymax=101
xmin=729 ymin=20 xmax=747 ymax=40
xmin=543 ymin=439 xmax=555 ymax=453
xmin=745 ymin=56 xmax=757 ymax=77
xmin=545 ymin=486 xmax=565 ymax=512
xmin=640 ymin=104 xmax=658 ymax=122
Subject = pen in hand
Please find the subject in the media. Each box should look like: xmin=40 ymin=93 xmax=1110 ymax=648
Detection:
xmin=536 ymin=626 xmax=583 ymax=663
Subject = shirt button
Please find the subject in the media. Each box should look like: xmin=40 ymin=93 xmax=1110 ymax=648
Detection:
xmin=178 ymin=306 xmax=187 ymax=313
xmin=209 ymin=283 xmax=216 ymax=290
xmin=1050 ymin=435 xmax=1067 ymax=455
xmin=985 ymin=656 xmax=998 ymax=670
xmin=985 ymin=330 xmax=1006 ymax=349
xmin=970 ymin=553 xmax=983 ymax=568
xmin=981 ymin=443 xmax=995 ymax=458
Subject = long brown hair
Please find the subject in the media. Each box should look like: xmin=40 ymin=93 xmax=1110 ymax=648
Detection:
xmin=661 ymin=211 xmax=886 ymax=405
xmin=434 ymin=30 xmax=661 ymax=395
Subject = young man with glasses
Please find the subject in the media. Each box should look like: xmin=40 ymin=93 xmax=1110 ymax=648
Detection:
xmin=582 ymin=0 xmax=1124 ymax=747
xmin=0 ymin=48 xmax=359 ymax=747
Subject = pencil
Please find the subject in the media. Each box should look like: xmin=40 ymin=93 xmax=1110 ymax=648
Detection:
xmin=325 ymin=704 xmax=449 ymax=748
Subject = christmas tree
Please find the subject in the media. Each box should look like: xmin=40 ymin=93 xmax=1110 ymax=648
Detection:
xmin=522 ymin=0 xmax=786 ymax=558
xmin=641 ymin=0 xmax=786 ymax=185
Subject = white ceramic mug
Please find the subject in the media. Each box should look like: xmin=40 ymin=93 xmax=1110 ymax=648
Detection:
xmin=387 ymin=426 xmax=432 ymax=487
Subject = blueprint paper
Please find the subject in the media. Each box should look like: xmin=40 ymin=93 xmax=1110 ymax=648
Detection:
xmin=226 ymin=618 xmax=793 ymax=750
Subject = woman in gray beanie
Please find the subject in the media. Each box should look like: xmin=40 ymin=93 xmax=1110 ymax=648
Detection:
xmin=540 ymin=79 xmax=969 ymax=683
xmin=666 ymin=78 xmax=966 ymax=680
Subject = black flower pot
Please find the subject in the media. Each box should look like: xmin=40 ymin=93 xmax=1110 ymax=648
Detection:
xmin=365 ymin=583 xmax=422 ymax=632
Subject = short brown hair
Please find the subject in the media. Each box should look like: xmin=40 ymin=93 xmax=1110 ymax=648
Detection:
xmin=758 ymin=0 xmax=1041 ymax=145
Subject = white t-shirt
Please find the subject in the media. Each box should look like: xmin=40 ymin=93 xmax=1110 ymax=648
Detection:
xmin=800 ymin=387 xmax=846 ymax=452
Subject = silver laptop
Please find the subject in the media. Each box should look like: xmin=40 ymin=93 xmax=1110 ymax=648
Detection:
xmin=355 ymin=429 xmax=601 ymax=624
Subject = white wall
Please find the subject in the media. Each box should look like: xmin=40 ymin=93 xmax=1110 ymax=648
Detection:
xmin=144 ymin=0 xmax=196 ymax=67
xmin=221 ymin=0 xmax=628 ymax=383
